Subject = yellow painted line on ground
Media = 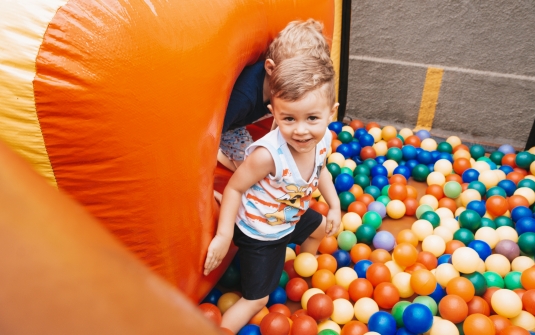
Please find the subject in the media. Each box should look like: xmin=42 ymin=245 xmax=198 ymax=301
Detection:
xmin=414 ymin=67 xmax=444 ymax=131
xmin=331 ymin=0 xmax=342 ymax=120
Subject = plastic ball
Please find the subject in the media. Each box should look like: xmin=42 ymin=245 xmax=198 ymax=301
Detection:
xmin=202 ymin=287 xmax=223 ymax=305
xmin=402 ymin=303 xmax=433 ymax=334
xmin=335 ymin=267 xmax=358 ymax=290
xmin=372 ymin=231 xmax=396 ymax=251
xmin=294 ymin=253 xmax=319 ymax=278
xmin=521 ymin=267 xmax=535 ymax=290
xmin=491 ymin=289 xmax=523 ymax=318
xmin=259 ymin=311 xmax=290 ymax=335
xmin=467 ymin=240 xmax=492 ymax=261
xmin=512 ymin=256 xmax=534 ymax=273
xmin=484 ymin=254 xmax=511 ymax=277
xmin=446 ymin=277 xmax=475 ymax=302
xmin=312 ymin=269 xmax=337 ymax=293
xmin=373 ymin=282 xmax=400 ymax=309
xmin=267 ymin=286 xmax=287 ymax=307
xmin=410 ymin=269 xmax=437 ymax=295
xmin=340 ymin=321 xmax=368 ymax=335
xmin=429 ymin=319 xmax=459 ymax=335
xmin=392 ymin=243 xmax=418 ymax=267
xmin=518 ymin=232 xmax=535 ymax=256
xmin=354 ymin=259 xmax=373 ymax=279
xmin=356 ymin=224 xmax=377 ymax=246
xmin=199 ymin=303 xmax=223 ymax=326
xmin=301 ymin=288 xmax=324 ymax=310
xmin=338 ymin=231 xmax=357 ymax=251
xmin=368 ymin=311 xmax=397 ymax=335
xmin=317 ymin=320 xmax=341 ymax=334
xmin=391 ymin=272 xmax=414 ymax=298
xmin=412 ymin=219 xmax=434 ymax=241
xmin=474 ymin=227 xmax=500 ymax=249
xmin=366 ymin=263 xmax=391 ymax=287
xmin=354 ymin=297 xmax=379 ymax=323
xmin=435 ymin=263 xmax=460 ymax=287
xmin=504 ymin=271 xmax=523 ymax=290
xmin=237 ymin=324 xmax=261 ymax=335
xmin=438 ymin=294 xmax=468 ymax=323
xmin=463 ymin=313 xmax=495 ymax=335
xmin=444 ymin=181 xmax=462 ymax=199
xmin=386 ymin=199 xmax=406 ymax=219
xmin=329 ymin=298 xmax=354 ymax=325
xmin=412 ymin=164 xmax=430 ymax=182
xmin=496 ymin=226 xmax=518 ymax=242
xmin=422 ymin=235 xmax=446 ymax=257
xmin=494 ymin=239 xmax=520 ymax=262
xmin=325 ymin=285 xmax=349 ymax=302
xmin=217 ymin=292 xmax=241 ymax=314
xmin=332 ymin=249 xmax=352 ymax=269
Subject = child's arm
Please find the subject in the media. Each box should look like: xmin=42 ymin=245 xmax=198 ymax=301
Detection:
xmin=204 ymin=147 xmax=275 ymax=276
xmin=317 ymin=165 xmax=341 ymax=237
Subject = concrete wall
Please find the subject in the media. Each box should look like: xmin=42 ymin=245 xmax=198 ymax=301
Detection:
xmin=345 ymin=1 xmax=535 ymax=149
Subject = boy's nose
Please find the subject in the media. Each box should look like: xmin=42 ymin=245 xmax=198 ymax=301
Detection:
xmin=294 ymin=122 xmax=308 ymax=134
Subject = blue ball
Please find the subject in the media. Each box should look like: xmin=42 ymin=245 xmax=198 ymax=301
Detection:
xmin=355 ymin=128 xmax=368 ymax=139
xmin=352 ymin=156 xmax=364 ymax=165
xmin=368 ymin=201 xmax=387 ymax=218
xmin=498 ymin=144 xmax=516 ymax=155
xmin=438 ymin=152 xmax=454 ymax=163
xmin=238 ymin=324 xmax=261 ymax=335
xmin=287 ymin=243 xmax=297 ymax=250
xmin=437 ymin=254 xmax=452 ymax=265
xmin=402 ymin=145 xmax=418 ymax=160
xmin=328 ymin=121 xmax=344 ymax=134
xmin=430 ymin=150 xmax=441 ymax=163
xmin=417 ymin=150 xmax=434 ymax=165
xmin=512 ymin=206 xmax=533 ymax=223
xmin=349 ymin=141 xmax=362 ymax=157
xmin=334 ymin=173 xmax=354 ymax=193
xmin=359 ymin=133 xmax=375 ymax=147
xmin=396 ymin=328 xmax=417 ymax=335
xmin=368 ymin=311 xmax=397 ymax=335
xmin=201 ymin=287 xmax=222 ymax=305
xmin=415 ymin=129 xmax=431 ymax=140
xmin=402 ymin=303 xmax=433 ymax=334
xmin=375 ymin=155 xmax=387 ymax=164
xmin=336 ymin=143 xmax=353 ymax=159
xmin=267 ymin=286 xmax=287 ymax=307
xmin=462 ymin=168 xmax=480 ymax=183
xmin=428 ymin=283 xmax=446 ymax=304
xmin=499 ymin=165 xmax=514 ymax=175
xmin=468 ymin=240 xmax=492 ymax=261
xmin=427 ymin=163 xmax=435 ymax=172
xmin=415 ymin=148 xmax=423 ymax=155
xmin=405 ymin=159 xmax=419 ymax=172
xmin=354 ymin=259 xmax=373 ymax=278
xmin=393 ymin=165 xmax=411 ymax=180
xmin=371 ymin=164 xmax=388 ymax=177
xmin=498 ymin=179 xmax=517 ymax=196
xmin=371 ymin=175 xmax=390 ymax=191
xmin=516 ymin=217 xmax=535 ymax=235
xmin=333 ymin=249 xmax=351 ymax=269
xmin=466 ymin=200 xmax=487 ymax=217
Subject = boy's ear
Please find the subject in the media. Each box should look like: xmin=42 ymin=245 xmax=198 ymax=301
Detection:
xmin=329 ymin=102 xmax=340 ymax=122
xmin=267 ymin=104 xmax=274 ymax=114
xmin=264 ymin=59 xmax=276 ymax=76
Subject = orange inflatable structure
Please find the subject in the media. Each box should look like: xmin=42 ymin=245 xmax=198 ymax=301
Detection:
xmin=0 ymin=0 xmax=335 ymax=320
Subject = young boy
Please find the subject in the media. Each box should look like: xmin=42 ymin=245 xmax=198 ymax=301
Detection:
xmin=217 ymin=19 xmax=331 ymax=173
xmin=204 ymin=55 xmax=341 ymax=333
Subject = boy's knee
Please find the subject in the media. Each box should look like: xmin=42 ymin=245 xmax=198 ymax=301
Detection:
xmin=248 ymin=296 xmax=269 ymax=310
xmin=311 ymin=218 xmax=327 ymax=239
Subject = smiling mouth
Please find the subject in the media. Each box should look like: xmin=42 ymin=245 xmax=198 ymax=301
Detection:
xmin=295 ymin=139 xmax=312 ymax=143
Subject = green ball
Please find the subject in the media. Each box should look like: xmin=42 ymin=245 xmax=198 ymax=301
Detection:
xmin=468 ymin=181 xmax=487 ymax=197
xmin=218 ymin=263 xmax=240 ymax=288
xmin=396 ymin=134 xmax=405 ymax=143
xmin=490 ymin=151 xmax=505 ymax=166
xmin=327 ymin=163 xmax=341 ymax=180
xmin=416 ymin=204 xmax=434 ymax=219
xmin=518 ymin=179 xmax=535 ymax=192
xmin=363 ymin=158 xmax=378 ymax=170
xmin=279 ymin=270 xmax=289 ymax=288
xmin=339 ymin=191 xmax=356 ymax=211
xmin=413 ymin=296 xmax=438 ymax=316
xmin=486 ymin=186 xmax=507 ymax=198
xmin=458 ymin=209 xmax=482 ymax=232
xmin=456 ymin=321 xmax=465 ymax=335
xmin=477 ymin=156 xmax=493 ymax=164
xmin=480 ymin=218 xmax=497 ymax=229
xmin=354 ymin=174 xmax=371 ymax=188
xmin=483 ymin=271 xmax=505 ymax=288
xmin=444 ymin=181 xmax=462 ymax=198
xmin=340 ymin=167 xmax=354 ymax=176
xmin=364 ymin=185 xmax=381 ymax=200
xmin=437 ymin=142 xmax=453 ymax=153
xmin=391 ymin=301 xmax=411 ymax=327
xmin=494 ymin=216 xmax=513 ymax=228
xmin=412 ymin=164 xmax=430 ymax=182
xmin=376 ymin=195 xmax=391 ymax=206
xmin=386 ymin=147 xmax=403 ymax=162
xmin=453 ymin=228 xmax=475 ymax=246
xmin=337 ymin=230 xmax=357 ymax=251
xmin=356 ymin=224 xmax=377 ymax=245
xmin=337 ymin=131 xmax=353 ymax=144
xmin=518 ymin=232 xmax=535 ymax=256
xmin=469 ymin=144 xmax=486 ymax=160
xmin=381 ymin=185 xmax=390 ymax=196
xmin=420 ymin=211 xmax=441 ymax=228
xmin=318 ymin=330 xmax=339 ymax=335
xmin=354 ymin=164 xmax=370 ymax=176
xmin=462 ymin=272 xmax=487 ymax=296
xmin=516 ymin=151 xmax=534 ymax=169
xmin=504 ymin=271 xmax=523 ymax=290
xmin=362 ymin=211 xmax=382 ymax=230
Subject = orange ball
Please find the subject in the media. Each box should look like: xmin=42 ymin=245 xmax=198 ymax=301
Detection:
xmin=366 ymin=263 xmax=391 ymax=287
xmin=347 ymin=201 xmax=368 ymax=217
xmin=446 ymin=173 xmax=464 ymax=184
xmin=356 ymin=194 xmax=374 ymax=206
xmin=373 ymin=282 xmax=400 ymax=309
xmin=389 ymin=174 xmax=408 ymax=185
xmin=198 ymin=303 xmax=222 ymax=326
xmin=502 ymin=153 xmax=517 ymax=168
xmin=410 ymin=269 xmax=437 ymax=295
xmin=350 ymin=243 xmax=372 ymax=264
xmin=445 ymin=240 xmax=465 ymax=254
xmin=467 ymin=296 xmax=490 ymax=316
xmin=405 ymin=185 xmax=418 ymax=199
xmin=453 ymin=158 xmax=471 ymax=175
xmin=522 ymin=289 xmax=535 ymax=315
xmin=332 ymin=139 xmax=342 ymax=152
xmin=311 ymin=201 xmax=329 ymax=216
xmin=482 ymin=287 xmax=500 ymax=315
xmin=260 ymin=312 xmax=290 ymax=335
xmin=348 ymin=278 xmax=374 ymax=302
xmin=387 ymin=137 xmax=403 ymax=149
xmin=369 ymin=249 xmax=392 ymax=264
xmin=521 ymin=267 xmax=535 ymax=290
xmin=417 ymin=251 xmax=438 ymax=270
xmin=318 ymin=236 xmax=338 ymax=254
xmin=439 ymin=197 xmax=458 ymax=213
xmin=360 ymin=146 xmax=377 ymax=160
xmin=348 ymin=185 xmax=364 ymax=199
xmin=501 ymin=326 xmax=530 ymax=335
xmin=426 ymin=184 xmax=444 ymax=200
xmin=249 ymin=306 xmax=269 ymax=325
xmin=507 ymin=171 xmax=524 ymax=185
xmin=403 ymin=198 xmax=419 ymax=216
xmin=269 ymin=304 xmax=291 ymax=318
xmin=388 ymin=183 xmax=408 ymax=201
xmin=392 ymin=242 xmax=418 ymax=267
xmin=396 ymin=229 xmax=419 ymax=247
xmin=341 ymin=320 xmax=368 ymax=335
xmin=486 ymin=195 xmax=509 ymax=217
xmin=463 ymin=313 xmax=495 ymax=335
xmin=325 ymin=284 xmax=350 ymax=301
xmin=311 ymin=269 xmax=337 ymax=292
xmin=508 ymin=194 xmax=530 ymax=211
xmin=365 ymin=122 xmax=381 ymax=131
xmin=453 ymin=144 xmax=470 ymax=153
xmin=317 ymin=254 xmax=338 ymax=273
xmin=404 ymin=262 xmax=427 ymax=274
xmin=349 ymin=119 xmax=365 ymax=130
xmin=404 ymin=135 xmax=421 ymax=147
xmin=439 ymin=294 xmax=469 ymax=324
xmin=489 ymin=315 xmax=512 ymax=335
xmin=446 ymin=277 xmax=475 ymax=302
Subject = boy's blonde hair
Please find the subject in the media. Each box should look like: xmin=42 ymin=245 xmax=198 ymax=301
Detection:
xmin=270 ymin=55 xmax=336 ymax=106
xmin=266 ymin=19 xmax=331 ymax=65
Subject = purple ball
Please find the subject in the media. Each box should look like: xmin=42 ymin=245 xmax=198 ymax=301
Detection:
xmin=415 ymin=129 xmax=431 ymax=140
xmin=498 ymin=144 xmax=516 ymax=155
xmin=372 ymin=231 xmax=396 ymax=251
xmin=368 ymin=201 xmax=387 ymax=218
xmin=494 ymin=239 xmax=520 ymax=262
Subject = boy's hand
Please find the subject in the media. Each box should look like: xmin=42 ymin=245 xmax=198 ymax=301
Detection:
xmin=203 ymin=235 xmax=232 ymax=276
xmin=325 ymin=208 xmax=341 ymax=237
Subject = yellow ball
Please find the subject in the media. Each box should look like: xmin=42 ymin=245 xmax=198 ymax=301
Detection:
xmin=399 ymin=128 xmax=413 ymax=140
xmin=435 ymin=263 xmax=460 ymax=287
xmin=331 ymin=298 xmax=355 ymax=325
xmin=294 ymin=252 xmax=318 ymax=277
xmin=217 ymin=292 xmax=241 ymax=314
xmin=386 ymin=199 xmax=406 ymax=219
xmin=412 ymin=219 xmax=434 ymax=241
xmin=341 ymin=125 xmax=355 ymax=136
xmin=496 ymin=226 xmax=518 ymax=242
xmin=373 ymin=140 xmax=388 ymax=156
xmin=476 ymin=258 xmax=486 ymax=273
xmin=368 ymin=127 xmax=382 ymax=143
xmin=383 ymin=159 xmax=399 ymax=177
xmin=514 ymin=187 xmax=535 ymax=205
xmin=526 ymin=175 xmax=535 ymax=182
xmin=510 ymin=310 xmax=535 ymax=331
xmin=440 ymin=217 xmax=460 ymax=232
xmin=381 ymin=126 xmax=398 ymax=141
xmin=446 ymin=135 xmax=462 ymax=148
xmin=460 ymin=189 xmax=482 ymax=207
xmin=344 ymin=159 xmax=357 ymax=171
xmin=422 ymin=235 xmax=446 ymax=257
xmin=285 ymin=247 xmax=297 ymax=262
xmin=335 ymin=267 xmax=358 ymax=290
xmin=392 ymin=272 xmax=414 ymax=298
xmin=434 ymin=159 xmax=453 ymax=176
xmin=475 ymin=227 xmax=500 ymax=249
xmin=429 ymin=319 xmax=459 ymax=335
xmin=435 ymin=207 xmax=454 ymax=220
xmin=421 ymin=138 xmax=438 ymax=151
xmin=328 ymin=152 xmax=345 ymax=166
xmin=478 ymin=170 xmax=499 ymax=189
xmin=531 ymin=161 xmax=535 ymax=175
xmin=419 ymin=194 xmax=439 ymax=210
xmin=494 ymin=169 xmax=506 ymax=181
xmin=301 ymin=288 xmax=324 ymax=309
xmin=511 ymin=256 xmax=535 ymax=272
xmin=385 ymin=260 xmax=404 ymax=278
xmin=451 ymin=247 xmax=480 ymax=273
xmin=485 ymin=254 xmax=511 ymax=277
xmin=427 ymin=171 xmax=446 ymax=186
xmin=472 ymin=161 xmax=491 ymax=173
xmin=354 ymin=297 xmax=379 ymax=323
xmin=453 ymin=149 xmax=471 ymax=161
xmin=342 ymin=212 xmax=362 ymax=232
xmin=530 ymin=146 xmax=535 ymax=154
xmin=318 ymin=320 xmax=341 ymax=334
xmin=433 ymin=226 xmax=453 ymax=243
xmin=491 ymin=289 xmax=522 ymax=318
xmin=454 ymin=206 xmax=466 ymax=217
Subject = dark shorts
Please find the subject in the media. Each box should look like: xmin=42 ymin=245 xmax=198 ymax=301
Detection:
xmin=233 ymin=208 xmax=324 ymax=300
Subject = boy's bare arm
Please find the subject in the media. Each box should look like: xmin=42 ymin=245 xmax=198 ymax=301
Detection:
xmin=204 ymin=147 xmax=275 ymax=275
xmin=317 ymin=165 xmax=341 ymax=236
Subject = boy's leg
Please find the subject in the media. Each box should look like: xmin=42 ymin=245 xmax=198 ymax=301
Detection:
xmin=300 ymin=215 xmax=327 ymax=254
xmin=217 ymin=149 xmax=237 ymax=172
xmin=220 ymin=296 xmax=269 ymax=333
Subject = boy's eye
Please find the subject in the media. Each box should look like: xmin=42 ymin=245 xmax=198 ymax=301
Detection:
xmin=284 ymin=117 xmax=294 ymax=122
xmin=308 ymin=116 xmax=319 ymax=121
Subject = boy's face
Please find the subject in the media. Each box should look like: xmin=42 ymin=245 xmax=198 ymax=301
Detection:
xmin=268 ymin=87 xmax=338 ymax=156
